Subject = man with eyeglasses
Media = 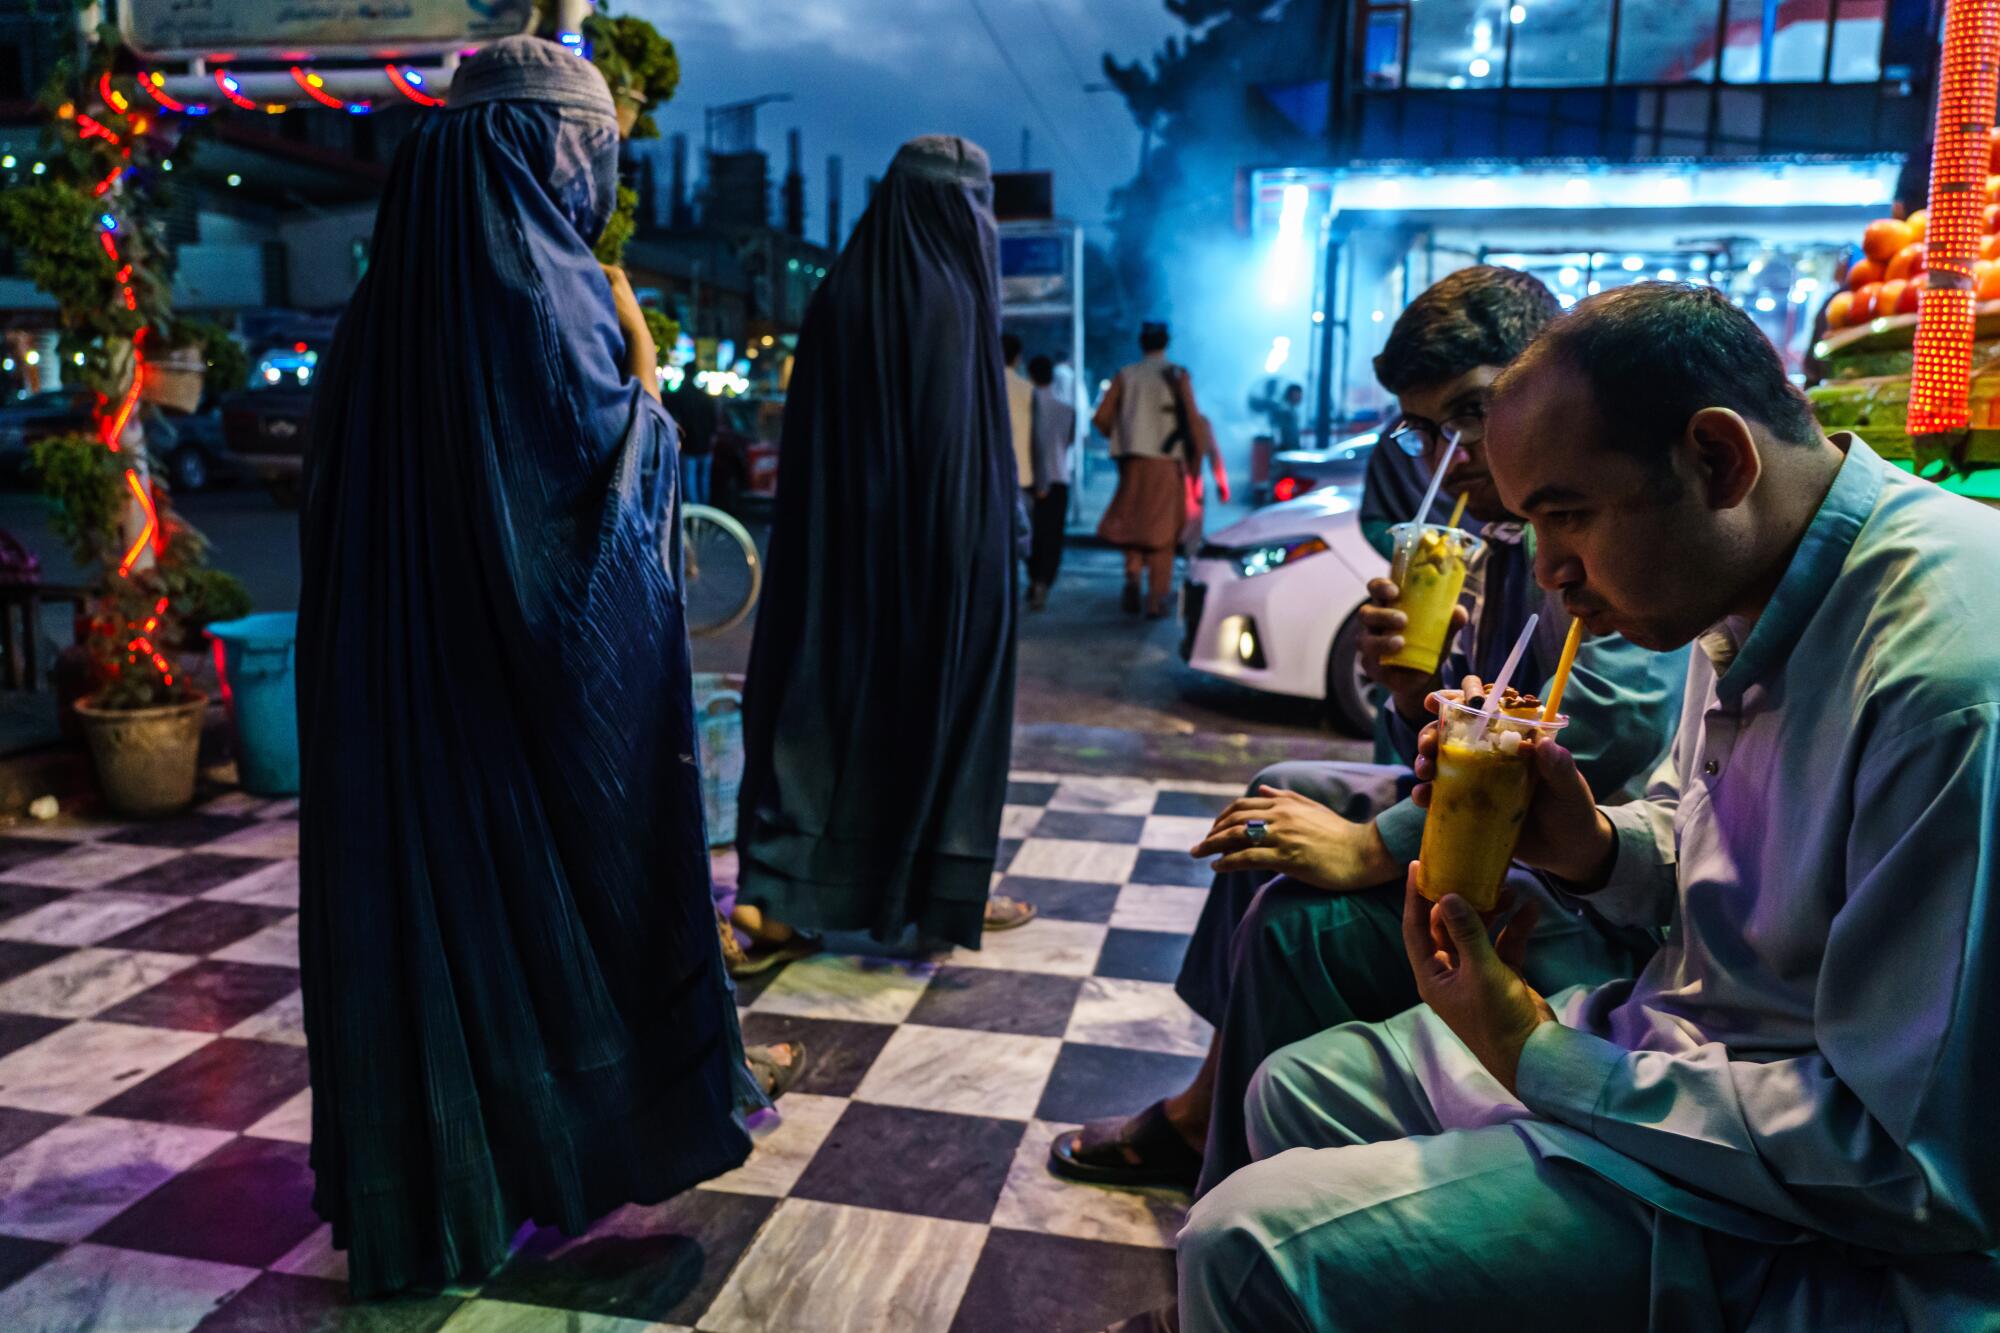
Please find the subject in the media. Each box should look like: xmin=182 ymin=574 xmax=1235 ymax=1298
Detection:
xmin=1048 ymin=266 xmax=1686 ymax=1212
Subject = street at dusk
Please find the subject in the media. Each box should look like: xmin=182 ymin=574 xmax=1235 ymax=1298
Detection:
xmin=0 ymin=2 xmax=1995 ymax=1331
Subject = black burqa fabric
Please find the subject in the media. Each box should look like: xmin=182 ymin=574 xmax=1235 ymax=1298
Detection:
xmin=295 ymin=37 xmax=757 ymax=1298
xmin=736 ymin=136 xmax=1017 ymax=950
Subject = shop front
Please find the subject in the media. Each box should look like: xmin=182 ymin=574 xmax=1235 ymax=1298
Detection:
xmin=1248 ymin=156 xmax=1905 ymax=432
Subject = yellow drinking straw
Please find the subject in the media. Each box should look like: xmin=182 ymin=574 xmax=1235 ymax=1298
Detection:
xmin=1446 ymin=491 xmax=1469 ymax=529
xmin=1541 ymin=618 xmax=1585 ymax=722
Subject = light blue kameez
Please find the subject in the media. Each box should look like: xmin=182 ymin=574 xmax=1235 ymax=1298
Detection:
xmin=1182 ymin=439 xmax=2000 ymax=1331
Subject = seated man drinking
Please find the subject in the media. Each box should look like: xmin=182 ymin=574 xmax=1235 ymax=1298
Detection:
xmin=1179 ymin=281 xmax=2000 ymax=1330
xmin=1049 ymin=267 xmax=1686 ymax=1196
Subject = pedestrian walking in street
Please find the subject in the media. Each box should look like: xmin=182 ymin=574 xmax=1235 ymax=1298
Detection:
xmin=734 ymin=135 xmax=1032 ymax=956
xmin=1004 ymin=332 xmax=1036 ymax=497
xmin=295 ymin=37 xmax=783 ymax=1298
xmin=1025 ymin=353 xmax=1076 ymax=610
xmin=667 ymin=372 xmax=719 ymax=507
xmin=1095 ymin=322 xmax=1205 ymax=618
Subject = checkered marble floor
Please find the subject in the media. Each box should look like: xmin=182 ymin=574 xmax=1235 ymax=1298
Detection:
xmin=0 ymin=771 xmax=1237 ymax=1332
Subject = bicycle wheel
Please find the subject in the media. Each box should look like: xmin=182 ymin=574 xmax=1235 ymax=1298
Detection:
xmin=678 ymin=504 xmax=762 ymax=638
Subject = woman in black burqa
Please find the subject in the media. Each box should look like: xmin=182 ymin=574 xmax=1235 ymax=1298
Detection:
xmin=733 ymin=136 xmax=1027 ymax=958
xmin=296 ymin=37 xmax=776 ymax=1296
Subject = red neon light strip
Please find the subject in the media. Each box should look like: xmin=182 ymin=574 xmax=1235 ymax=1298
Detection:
xmin=136 ymin=73 xmax=187 ymax=113
xmin=93 ymin=167 xmax=126 ymax=197
xmin=290 ymin=67 xmax=346 ymax=110
xmin=118 ymin=468 xmax=158 ymax=576
xmin=100 ymin=327 xmax=144 ymax=453
xmin=97 ymin=73 xmax=128 ymax=114
xmin=213 ymin=70 xmax=256 ymax=110
xmin=385 ymin=65 xmax=445 ymax=107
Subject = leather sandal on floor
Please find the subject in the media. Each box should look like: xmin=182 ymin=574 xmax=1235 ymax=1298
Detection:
xmin=745 ymin=1041 xmax=808 ymax=1100
xmin=728 ymin=932 xmax=822 ymax=978
xmin=1047 ymin=1100 xmax=1202 ymax=1190
xmin=984 ymin=894 xmax=1037 ymax=932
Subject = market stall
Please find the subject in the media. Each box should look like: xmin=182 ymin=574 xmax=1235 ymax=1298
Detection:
xmin=1808 ymin=0 xmax=2000 ymax=507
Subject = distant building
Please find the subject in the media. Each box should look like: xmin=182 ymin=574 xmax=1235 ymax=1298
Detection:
xmin=620 ymin=136 xmax=837 ymax=389
xmin=1147 ymin=0 xmax=1942 ymax=431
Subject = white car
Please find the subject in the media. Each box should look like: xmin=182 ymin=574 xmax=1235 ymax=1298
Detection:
xmin=1181 ymin=481 xmax=1387 ymax=735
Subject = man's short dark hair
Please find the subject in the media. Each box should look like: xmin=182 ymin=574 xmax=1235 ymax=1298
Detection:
xmin=1374 ymin=265 xmax=1561 ymax=395
xmin=1139 ymin=322 xmax=1170 ymax=353
xmin=1028 ymin=355 xmax=1054 ymax=386
xmin=1494 ymin=282 xmax=1819 ymax=470
xmin=1284 ymin=383 xmax=1304 ymax=400
xmin=1002 ymin=333 xmax=1023 ymax=364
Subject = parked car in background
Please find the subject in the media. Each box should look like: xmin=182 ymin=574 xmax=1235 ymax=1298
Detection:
xmin=710 ymin=395 xmax=782 ymax=516
xmin=0 ymin=389 xmax=94 ymax=480
xmin=219 ymin=384 xmax=313 ymax=505
xmin=0 ymin=392 xmax=239 ymax=492
xmin=1264 ymin=427 xmax=1380 ymax=506
xmin=149 ymin=408 xmax=241 ymax=492
xmin=1182 ymin=479 xmax=1387 ymax=735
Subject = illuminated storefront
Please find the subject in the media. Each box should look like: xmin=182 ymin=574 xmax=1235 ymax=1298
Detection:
xmin=1250 ymin=0 xmax=1938 ymax=431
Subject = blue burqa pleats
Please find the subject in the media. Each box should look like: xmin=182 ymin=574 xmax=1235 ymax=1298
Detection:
xmin=295 ymin=39 xmax=759 ymax=1298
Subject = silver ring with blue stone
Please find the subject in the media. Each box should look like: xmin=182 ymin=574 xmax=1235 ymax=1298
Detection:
xmin=1245 ymin=819 xmax=1269 ymax=845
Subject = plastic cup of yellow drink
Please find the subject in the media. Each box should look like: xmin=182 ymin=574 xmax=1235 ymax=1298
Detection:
xmin=1384 ymin=522 xmax=1484 ymax=675
xmin=1417 ymin=694 xmax=1568 ymax=912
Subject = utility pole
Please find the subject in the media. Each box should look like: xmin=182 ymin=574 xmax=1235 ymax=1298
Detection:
xmin=827 ymin=154 xmax=843 ymax=248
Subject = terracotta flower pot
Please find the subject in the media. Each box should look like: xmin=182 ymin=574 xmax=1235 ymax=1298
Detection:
xmin=615 ymin=88 xmax=644 ymax=137
xmin=143 ymin=347 xmax=207 ymax=414
xmin=74 ymin=692 xmax=208 ymax=817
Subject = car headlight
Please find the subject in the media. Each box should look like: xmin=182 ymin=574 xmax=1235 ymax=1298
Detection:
xmin=1235 ymin=536 xmax=1329 ymax=578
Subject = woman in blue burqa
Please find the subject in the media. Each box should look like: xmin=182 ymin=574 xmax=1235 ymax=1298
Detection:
xmin=296 ymin=37 xmax=777 ymax=1297
xmin=732 ymin=136 xmax=1025 ymax=960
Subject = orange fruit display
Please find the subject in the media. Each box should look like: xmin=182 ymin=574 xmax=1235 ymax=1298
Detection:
xmin=1898 ymin=280 xmax=1922 ymax=316
xmin=1886 ymin=242 xmax=1926 ymax=282
xmin=1981 ymin=262 xmax=2000 ymax=302
xmin=1826 ymin=290 xmax=1855 ymax=327
xmin=1863 ymin=218 xmax=1913 ymax=263
xmin=1906 ymin=208 xmax=1928 ymax=243
xmin=1983 ymin=233 xmax=2000 ymax=262
xmin=1847 ymin=257 xmax=1884 ymax=290
xmin=1853 ymin=281 xmax=1884 ymax=321
xmin=1877 ymin=278 xmax=1908 ymax=318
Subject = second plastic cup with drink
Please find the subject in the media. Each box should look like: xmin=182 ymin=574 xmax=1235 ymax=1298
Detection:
xmin=1416 ymin=692 xmax=1567 ymax=913
xmin=1384 ymin=521 xmax=1485 ymax=676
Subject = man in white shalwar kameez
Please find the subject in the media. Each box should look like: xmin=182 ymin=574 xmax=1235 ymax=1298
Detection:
xmin=1178 ymin=283 xmax=2000 ymax=1331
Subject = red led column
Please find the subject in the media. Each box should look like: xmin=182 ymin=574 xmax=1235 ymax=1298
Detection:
xmin=1910 ymin=0 xmax=2000 ymax=436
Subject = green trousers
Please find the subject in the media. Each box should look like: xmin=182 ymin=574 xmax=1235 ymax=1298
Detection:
xmin=1185 ymin=762 xmax=1653 ymax=1198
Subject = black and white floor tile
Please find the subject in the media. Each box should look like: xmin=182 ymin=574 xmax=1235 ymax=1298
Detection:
xmin=0 ymin=770 xmax=1238 ymax=1331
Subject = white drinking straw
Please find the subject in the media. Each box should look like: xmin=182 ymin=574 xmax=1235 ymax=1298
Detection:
xmin=1474 ymin=612 xmax=1539 ymax=738
xmin=1411 ymin=443 xmax=1460 ymax=527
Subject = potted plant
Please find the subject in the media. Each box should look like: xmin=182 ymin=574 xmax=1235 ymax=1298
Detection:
xmin=31 ymin=431 xmax=247 ymax=814
xmin=583 ymin=5 xmax=681 ymax=139
xmin=0 ymin=43 xmax=249 ymax=816
xmin=145 ymin=318 xmax=245 ymax=416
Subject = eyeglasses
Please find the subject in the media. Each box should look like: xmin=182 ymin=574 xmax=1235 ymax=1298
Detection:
xmin=1388 ymin=403 xmax=1486 ymax=458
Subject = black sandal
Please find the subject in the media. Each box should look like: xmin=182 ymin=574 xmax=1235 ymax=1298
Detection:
xmin=1047 ymin=1100 xmax=1202 ymax=1190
